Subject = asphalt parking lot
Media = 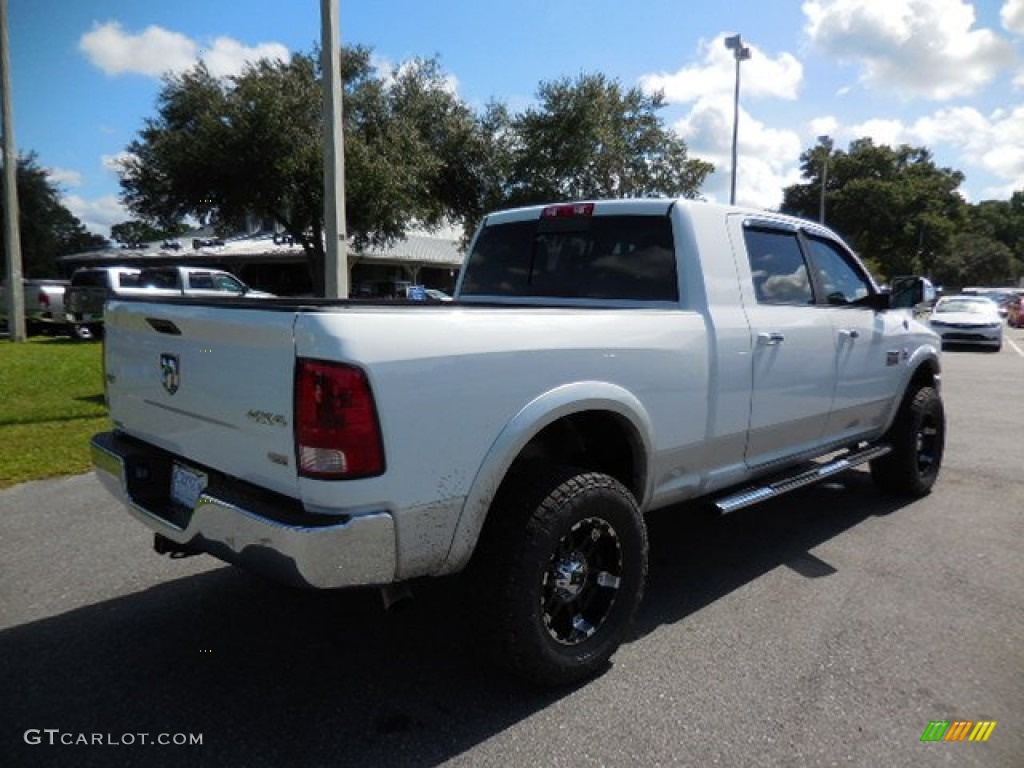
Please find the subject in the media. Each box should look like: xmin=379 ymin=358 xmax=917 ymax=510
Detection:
xmin=2 ymin=329 xmax=1022 ymax=767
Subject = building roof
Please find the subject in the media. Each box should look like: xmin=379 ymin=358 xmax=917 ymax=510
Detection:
xmin=60 ymin=228 xmax=465 ymax=269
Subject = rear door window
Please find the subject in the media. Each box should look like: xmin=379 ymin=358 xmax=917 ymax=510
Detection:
xmin=139 ymin=269 xmax=180 ymax=289
xmin=743 ymin=227 xmax=815 ymax=305
xmin=188 ymin=272 xmax=215 ymax=290
xmin=461 ymin=214 xmax=678 ymax=302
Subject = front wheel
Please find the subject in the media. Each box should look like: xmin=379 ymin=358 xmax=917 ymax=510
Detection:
xmin=71 ymin=323 xmax=94 ymax=340
xmin=870 ymin=385 xmax=945 ymax=497
xmin=474 ymin=464 xmax=648 ymax=687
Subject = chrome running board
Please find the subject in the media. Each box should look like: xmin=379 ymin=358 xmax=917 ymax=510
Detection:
xmin=714 ymin=444 xmax=892 ymax=515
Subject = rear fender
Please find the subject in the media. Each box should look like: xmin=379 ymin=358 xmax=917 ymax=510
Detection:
xmin=439 ymin=381 xmax=654 ymax=574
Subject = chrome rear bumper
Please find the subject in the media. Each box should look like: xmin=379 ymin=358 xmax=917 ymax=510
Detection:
xmin=91 ymin=431 xmax=397 ymax=589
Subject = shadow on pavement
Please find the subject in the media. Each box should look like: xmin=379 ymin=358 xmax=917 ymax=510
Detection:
xmin=2 ymin=468 xmax=911 ymax=767
xmin=637 ymin=468 xmax=908 ymax=639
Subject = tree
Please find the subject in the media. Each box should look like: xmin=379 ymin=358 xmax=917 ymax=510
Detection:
xmin=782 ymin=139 xmax=966 ymax=280
xmin=1 ymin=152 xmax=107 ymax=277
xmin=931 ymin=233 xmax=1015 ymax=287
xmin=119 ymin=49 xmax=482 ymax=295
xmin=506 ymin=74 xmax=713 ymax=207
xmin=963 ymin=193 xmax=1024 ymax=283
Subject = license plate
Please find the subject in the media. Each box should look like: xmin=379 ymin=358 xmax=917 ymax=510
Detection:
xmin=171 ymin=462 xmax=208 ymax=509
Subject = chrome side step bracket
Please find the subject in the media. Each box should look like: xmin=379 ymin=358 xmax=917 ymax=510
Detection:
xmin=714 ymin=444 xmax=892 ymax=515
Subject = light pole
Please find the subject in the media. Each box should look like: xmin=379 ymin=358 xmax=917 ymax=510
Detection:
xmin=725 ymin=34 xmax=751 ymax=206
xmin=818 ymin=135 xmax=833 ymax=224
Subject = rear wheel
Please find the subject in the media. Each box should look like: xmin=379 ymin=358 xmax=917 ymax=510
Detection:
xmin=473 ymin=464 xmax=647 ymax=687
xmin=870 ymin=385 xmax=945 ymax=497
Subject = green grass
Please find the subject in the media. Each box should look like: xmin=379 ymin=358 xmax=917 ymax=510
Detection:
xmin=0 ymin=336 xmax=109 ymax=488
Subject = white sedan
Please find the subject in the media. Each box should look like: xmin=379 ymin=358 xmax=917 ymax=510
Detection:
xmin=929 ymin=295 xmax=1004 ymax=351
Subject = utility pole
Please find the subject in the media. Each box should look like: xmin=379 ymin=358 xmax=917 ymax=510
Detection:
xmin=320 ymin=0 xmax=348 ymax=298
xmin=1 ymin=0 xmax=25 ymax=341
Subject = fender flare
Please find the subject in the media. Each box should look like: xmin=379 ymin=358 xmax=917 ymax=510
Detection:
xmin=439 ymin=381 xmax=655 ymax=574
xmin=881 ymin=345 xmax=942 ymax=432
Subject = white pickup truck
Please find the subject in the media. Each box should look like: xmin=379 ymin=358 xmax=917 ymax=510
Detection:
xmin=91 ymin=199 xmax=944 ymax=685
xmin=67 ymin=265 xmax=272 ymax=339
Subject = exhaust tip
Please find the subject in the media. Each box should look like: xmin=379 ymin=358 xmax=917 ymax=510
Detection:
xmin=380 ymin=583 xmax=414 ymax=612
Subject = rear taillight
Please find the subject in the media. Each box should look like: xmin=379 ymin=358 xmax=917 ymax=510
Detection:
xmin=294 ymin=359 xmax=385 ymax=479
xmin=37 ymin=290 xmax=49 ymax=308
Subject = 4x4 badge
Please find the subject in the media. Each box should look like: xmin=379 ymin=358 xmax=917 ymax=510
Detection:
xmin=160 ymin=353 xmax=180 ymax=395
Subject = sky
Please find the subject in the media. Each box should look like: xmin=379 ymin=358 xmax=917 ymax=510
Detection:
xmin=6 ymin=0 xmax=1024 ymax=237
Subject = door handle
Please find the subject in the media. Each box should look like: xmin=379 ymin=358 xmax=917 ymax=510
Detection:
xmin=838 ymin=328 xmax=861 ymax=340
xmin=757 ymin=332 xmax=785 ymax=346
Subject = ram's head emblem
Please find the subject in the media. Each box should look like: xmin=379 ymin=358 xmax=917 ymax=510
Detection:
xmin=160 ymin=353 xmax=180 ymax=395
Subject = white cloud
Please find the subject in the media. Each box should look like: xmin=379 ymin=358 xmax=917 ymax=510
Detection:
xmin=80 ymin=22 xmax=196 ymax=77
xmin=371 ymin=54 xmax=460 ymax=95
xmin=1002 ymin=0 xmax=1024 ymax=34
xmin=640 ymin=35 xmax=803 ymax=104
xmin=63 ymin=194 xmax=127 ymax=237
xmin=913 ymin=105 xmax=1024 ymax=192
xmin=809 ymin=116 xmax=840 ymax=138
xmin=201 ymin=36 xmax=290 ymax=79
xmin=46 ymin=167 xmax=83 ymax=188
xmin=846 ymin=118 xmax=908 ymax=146
xmin=815 ymin=104 xmax=1024 ymax=199
xmin=672 ymin=95 xmax=803 ymax=209
xmin=639 ymin=36 xmax=804 ymax=209
xmin=79 ymin=21 xmax=288 ymax=80
xmin=101 ymin=152 xmax=133 ymax=175
xmin=803 ymin=0 xmax=1016 ymax=100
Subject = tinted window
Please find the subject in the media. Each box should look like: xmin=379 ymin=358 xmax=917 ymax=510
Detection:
xmin=189 ymin=272 xmax=214 ymax=290
xmin=139 ymin=269 xmax=180 ymax=289
xmin=72 ymin=271 xmax=105 ymax=288
xmin=744 ymin=228 xmax=814 ymax=305
xmin=805 ymin=236 xmax=872 ymax=305
xmin=461 ymin=215 xmax=678 ymax=302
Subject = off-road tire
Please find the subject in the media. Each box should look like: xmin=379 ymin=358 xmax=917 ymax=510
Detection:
xmin=870 ymin=385 xmax=945 ymax=497
xmin=471 ymin=463 xmax=648 ymax=687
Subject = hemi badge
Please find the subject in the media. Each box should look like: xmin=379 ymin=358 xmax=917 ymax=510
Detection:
xmin=267 ymin=452 xmax=290 ymax=467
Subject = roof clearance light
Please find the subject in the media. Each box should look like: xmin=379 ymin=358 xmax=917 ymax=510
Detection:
xmin=541 ymin=203 xmax=595 ymax=219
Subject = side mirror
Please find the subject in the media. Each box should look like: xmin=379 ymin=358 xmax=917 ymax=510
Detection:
xmin=889 ymin=276 xmax=936 ymax=311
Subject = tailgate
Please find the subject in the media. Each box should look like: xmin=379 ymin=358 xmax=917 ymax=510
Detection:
xmin=66 ymin=287 xmax=106 ymax=319
xmin=104 ymin=300 xmax=299 ymax=497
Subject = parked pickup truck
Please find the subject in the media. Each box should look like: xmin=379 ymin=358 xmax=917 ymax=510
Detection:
xmin=91 ymin=199 xmax=945 ymax=685
xmin=67 ymin=265 xmax=272 ymax=339
xmin=0 ymin=278 xmax=70 ymax=334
